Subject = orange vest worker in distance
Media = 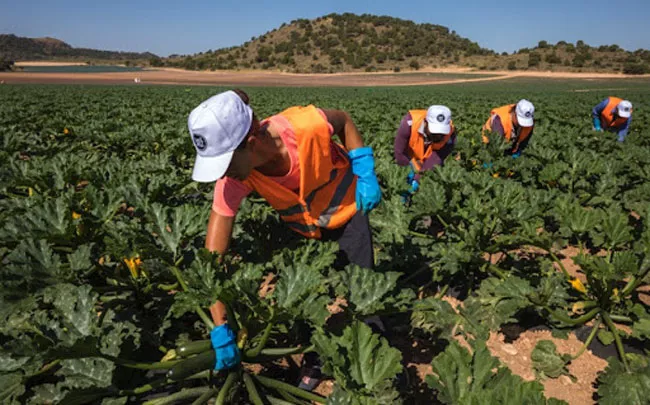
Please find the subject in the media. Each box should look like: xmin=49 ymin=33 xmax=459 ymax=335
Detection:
xmin=592 ymin=97 xmax=633 ymax=142
xmin=394 ymin=105 xmax=457 ymax=197
xmin=482 ymin=99 xmax=535 ymax=157
xmin=186 ymin=89 xmax=381 ymax=381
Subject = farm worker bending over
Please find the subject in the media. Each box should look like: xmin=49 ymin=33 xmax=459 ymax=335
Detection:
xmin=482 ymin=99 xmax=535 ymax=158
xmin=394 ymin=105 xmax=456 ymax=197
xmin=592 ymin=97 xmax=633 ymax=142
xmin=187 ymin=89 xmax=381 ymax=387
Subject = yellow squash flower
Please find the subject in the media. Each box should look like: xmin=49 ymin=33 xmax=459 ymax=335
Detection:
xmin=123 ymin=257 xmax=145 ymax=279
xmin=569 ymin=278 xmax=587 ymax=294
xmin=72 ymin=211 xmax=82 ymax=220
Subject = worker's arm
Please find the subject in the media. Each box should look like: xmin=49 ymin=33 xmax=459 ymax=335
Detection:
xmin=321 ymin=108 xmax=381 ymax=214
xmin=393 ymin=113 xmax=413 ymax=166
xmin=592 ymin=98 xmax=609 ymax=118
xmin=205 ymin=210 xmax=236 ymax=326
xmin=321 ymin=109 xmax=364 ymax=151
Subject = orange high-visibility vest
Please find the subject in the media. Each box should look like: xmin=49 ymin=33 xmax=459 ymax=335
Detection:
xmin=600 ymin=97 xmax=630 ymax=129
xmin=243 ymin=105 xmax=357 ymax=239
xmin=408 ymin=110 xmax=455 ymax=171
xmin=482 ymin=104 xmax=533 ymax=153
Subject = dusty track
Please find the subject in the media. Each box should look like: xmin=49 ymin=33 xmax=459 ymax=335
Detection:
xmin=2 ymin=68 xmax=648 ymax=87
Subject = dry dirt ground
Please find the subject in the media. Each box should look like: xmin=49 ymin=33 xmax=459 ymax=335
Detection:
xmin=2 ymin=67 xmax=649 ymax=87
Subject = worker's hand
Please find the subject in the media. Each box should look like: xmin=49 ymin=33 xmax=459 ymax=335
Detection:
xmin=592 ymin=117 xmax=603 ymax=132
xmin=482 ymin=162 xmax=494 ymax=169
xmin=348 ymin=147 xmax=382 ymax=215
xmin=409 ymin=179 xmax=420 ymax=193
xmin=210 ymin=324 xmax=241 ymax=370
xmin=511 ymin=152 xmax=521 ymax=159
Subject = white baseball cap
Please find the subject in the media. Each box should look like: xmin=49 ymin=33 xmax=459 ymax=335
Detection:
xmin=617 ymin=100 xmax=633 ymax=118
xmin=425 ymin=105 xmax=452 ymax=134
xmin=188 ymin=91 xmax=253 ymax=182
xmin=515 ymin=99 xmax=535 ymax=127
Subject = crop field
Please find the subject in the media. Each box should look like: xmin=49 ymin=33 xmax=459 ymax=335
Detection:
xmin=1 ymin=79 xmax=650 ymax=405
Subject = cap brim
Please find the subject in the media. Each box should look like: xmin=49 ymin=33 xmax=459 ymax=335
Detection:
xmin=618 ymin=109 xmax=631 ymax=118
xmin=191 ymin=150 xmax=234 ymax=183
xmin=517 ymin=116 xmax=534 ymax=127
xmin=426 ymin=119 xmax=451 ymax=135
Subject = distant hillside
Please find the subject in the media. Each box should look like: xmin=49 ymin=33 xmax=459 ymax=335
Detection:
xmin=162 ymin=13 xmax=494 ymax=73
xmin=503 ymin=40 xmax=650 ymax=74
xmin=163 ymin=13 xmax=650 ymax=74
xmin=0 ymin=34 xmax=158 ymax=62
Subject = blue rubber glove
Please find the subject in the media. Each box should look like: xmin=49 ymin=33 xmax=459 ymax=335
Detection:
xmin=348 ymin=147 xmax=382 ymax=215
xmin=511 ymin=152 xmax=521 ymax=159
xmin=592 ymin=117 xmax=603 ymax=131
xmin=406 ymin=168 xmax=416 ymax=185
xmin=482 ymin=162 xmax=493 ymax=169
xmin=210 ymin=324 xmax=240 ymax=370
xmin=410 ymin=179 xmax=420 ymax=193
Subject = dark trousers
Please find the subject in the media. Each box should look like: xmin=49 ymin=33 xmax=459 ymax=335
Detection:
xmin=321 ymin=210 xmax=374 ymax=269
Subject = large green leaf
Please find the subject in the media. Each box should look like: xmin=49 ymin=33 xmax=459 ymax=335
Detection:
xmin=411 ymin=297 xmax=460 ymax=340
xmin=339 ymin=265 xmax=414 ymax=316
xmin=597 ymin=355 xmax=650 ymax=405
xmin=313 ymin=321 xmax=402 ymax=399
xmin=461 ymin=276 xmax=533 ymax=335
xmin=0 ymin=372 xmax=25 ymax=405
xmin=427 ymin=341 xmax=566 ymax=404
xmin=531 ymin=340 xmax=573 ymax=379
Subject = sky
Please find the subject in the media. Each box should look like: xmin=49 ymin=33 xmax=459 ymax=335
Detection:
xmin=1 ymin=0 xmax=649 ymax=57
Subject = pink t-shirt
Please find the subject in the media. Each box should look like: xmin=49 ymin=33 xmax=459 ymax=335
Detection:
xmin=212 ymin=109 xmax=333 ymax=217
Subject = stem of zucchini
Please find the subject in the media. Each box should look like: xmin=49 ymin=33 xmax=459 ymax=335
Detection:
xmin=215 ymin=371 xmax=239 ymax=405
xmin=143 ymin=387 xmax=212 ymax=405
xmin=245 ymin=309 xmax=276 ymax=358
xmin=117 ymin=377 xmax=168 ymax=396
xmin=101 ymin=354 xmax=181 ymax=370
xmin=267 ymin=396 xmax=297 ymax=405
xmin=408 ymin=230 xmax=434 ymax=239
xmin=29 ymin=359 xmax=61 ymax=378
xmin=170 ymin=265 xmax=214 ymax=330
xmin=244 ymin=345 xmax=316 ymax=362
xmin=243 ymin=372 xmax=264 ymax=405
xmin=571 ymin=318 xmax=602 ymax=360
xmin=621 ymin=264 xmax=650 ymax=297
xmin=253 ymin=375 xmax=326 ymax=404
xmin=601 ymin=311 xmax=630 ymax=373
xmin=191 ymin=387 xmax=220 ymax=405
xmin=543 ymin=306 xmax=599 ymax=325
xmin=549 ymin=251 xmax=572 ymax=279
xmin=277 ymin=389 xmax=310 ymax=405
xmin=487 ymin=264 xmax=507 ymax=279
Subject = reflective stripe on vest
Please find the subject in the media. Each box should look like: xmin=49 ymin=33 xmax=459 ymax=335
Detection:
xmin=242 ymin=105 xmax=357 ymax=239
xmin=407 ymin=110 xmax=454 ymax=169
xmin=316 ymin=166 xmax=355 ymax=228
xmin=483 ymin=104 xmax=532 ymax=153
xmin=600 ymin=97 xmax=629 ymax=129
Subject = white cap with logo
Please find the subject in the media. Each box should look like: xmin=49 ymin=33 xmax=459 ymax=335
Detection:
xmin=617 ymin=100 xmax=633 ymax=118
xmin=425 ymin=105 xmax=452 ymax=134
xmin=188 ymin=91 xmax=253 ymax=183
xmin=515 ymin=99 xmax=535 ymax=127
